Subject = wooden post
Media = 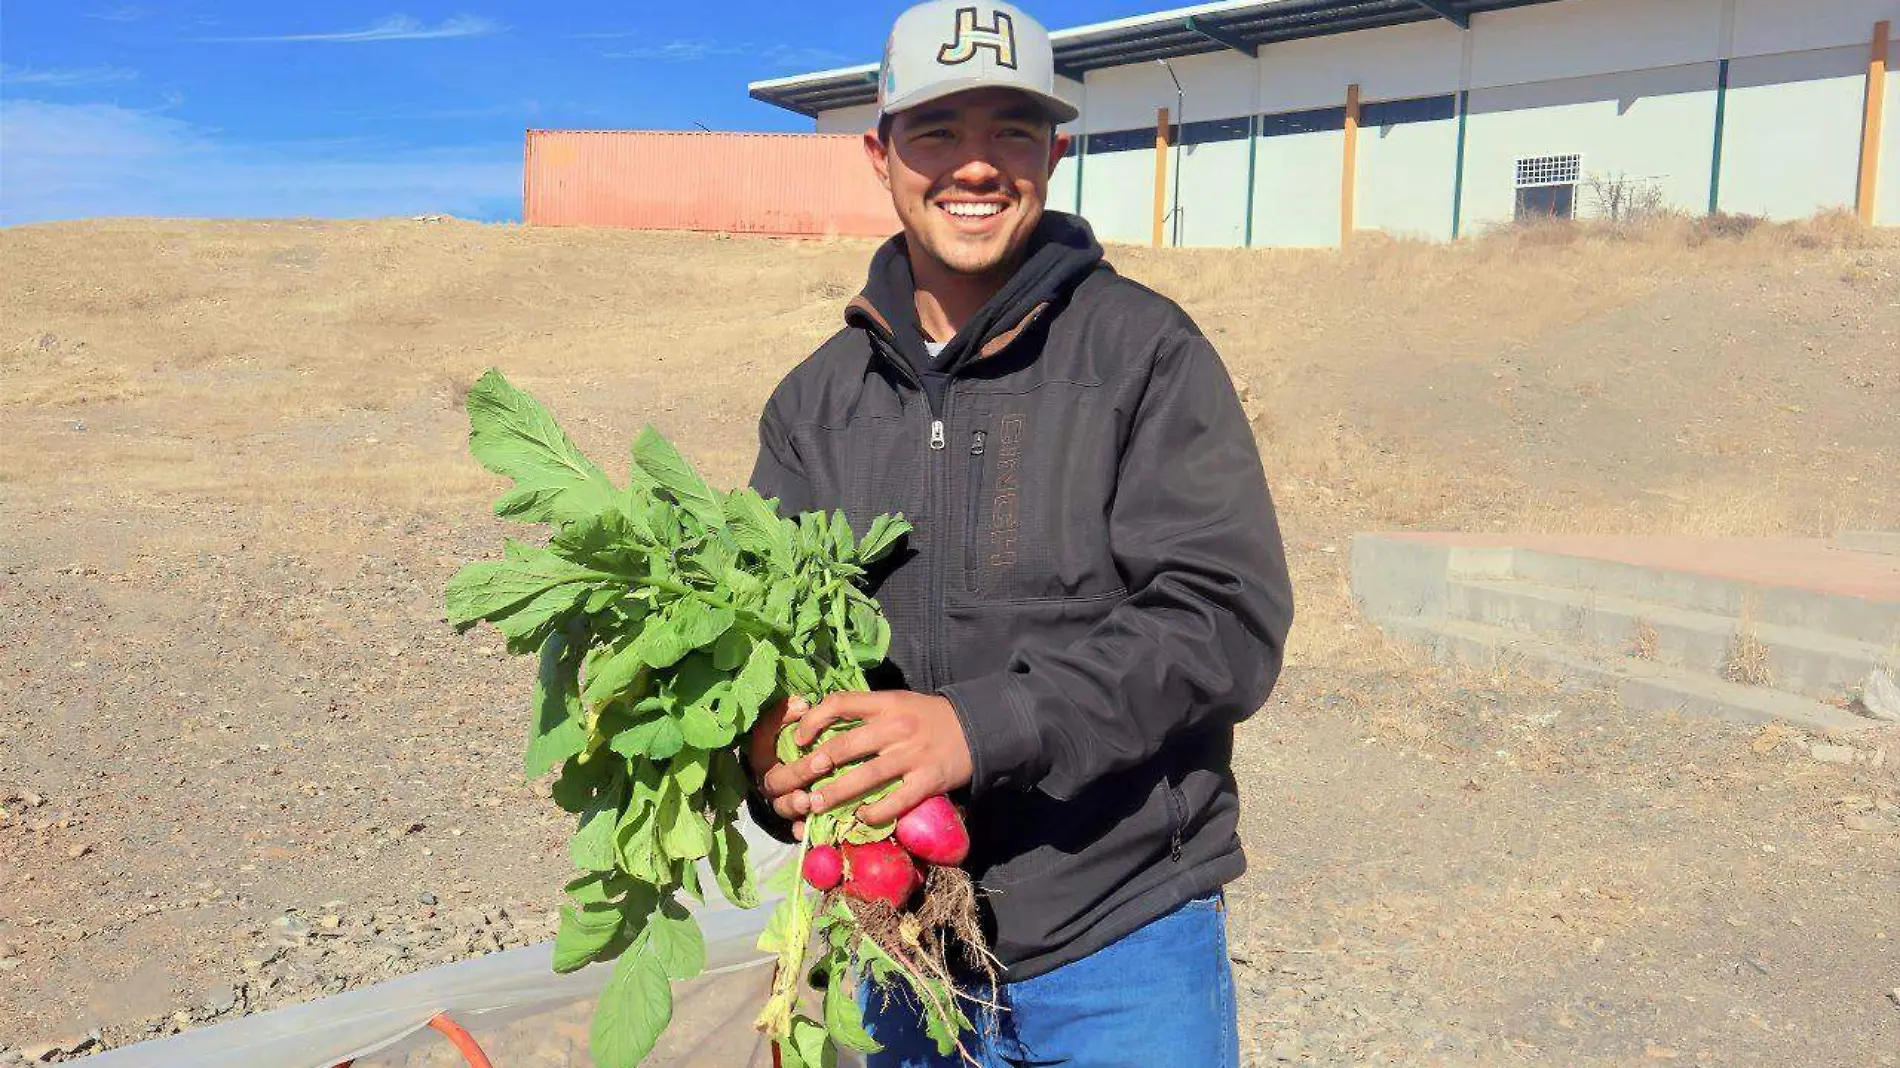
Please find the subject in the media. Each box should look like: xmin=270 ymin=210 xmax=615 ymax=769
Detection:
xmin=1342 ymin=83 xmax=1361 ymax=248
xmin=1858 ymin=21 xmax=1890 ymax=225
xmin=1153 ymin=106 xmax=1171 ymax=248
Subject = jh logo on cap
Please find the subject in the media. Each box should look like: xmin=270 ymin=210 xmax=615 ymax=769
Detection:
xmin=938 ymin=6 xmax=1018 ymax=69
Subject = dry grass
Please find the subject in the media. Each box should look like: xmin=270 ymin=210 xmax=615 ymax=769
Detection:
xmin=1630 ymin=619 xmax=1660 ymax=662
xmin=1724 ymin=598 xmax=1776 ymax=687
xmin=2 ymin=211 xmax=1897 ymax=675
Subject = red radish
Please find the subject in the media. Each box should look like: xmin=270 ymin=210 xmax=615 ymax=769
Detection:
xmin=895 ymin=795 xmax=970 ymax=867
xmin=841 ymin=840 xmax=920 ymax=909
xmin=801 ymin=845 xmax=843 ymax=891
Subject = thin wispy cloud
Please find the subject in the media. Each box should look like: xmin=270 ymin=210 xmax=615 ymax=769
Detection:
xmin=604 ymin=40 xmax=739 ymax=62
xmin=196 ymin=15 xmax=504 ymax=45
xmin=603 ymin=40 xmax=849 ymax=69
xmin=86 ymin=5 xmax=149 ymax=21
xmin=0 ymin=63 xmax=141 ymax=88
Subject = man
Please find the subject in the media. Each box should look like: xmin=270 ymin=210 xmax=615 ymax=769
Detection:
xmin=745 ymin=2 xmax=1293 ymax=1064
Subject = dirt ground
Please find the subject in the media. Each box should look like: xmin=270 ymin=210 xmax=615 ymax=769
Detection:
xmin=1 ymin=215 xmax=1897 ymax=1066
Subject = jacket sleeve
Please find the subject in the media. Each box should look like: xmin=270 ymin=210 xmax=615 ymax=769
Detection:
xmin=938 ymin=333 xmax=1294 ymax=801
xmin=744 ymin=395 xmax=810 ymax=843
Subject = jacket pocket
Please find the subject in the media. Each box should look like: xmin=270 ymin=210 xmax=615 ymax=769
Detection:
xmin=1164 ymin=779 xmax=1189 ymax=862
xmin=963 ymin=422 xmax=989 ymax=593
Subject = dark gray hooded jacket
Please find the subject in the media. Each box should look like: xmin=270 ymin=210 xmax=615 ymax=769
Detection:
xmin=748 ymin=212 xmax=1293 ymax=980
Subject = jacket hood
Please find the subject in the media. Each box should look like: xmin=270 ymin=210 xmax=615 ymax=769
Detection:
xmin=846 ymin=210 xmax=1105 ymax=382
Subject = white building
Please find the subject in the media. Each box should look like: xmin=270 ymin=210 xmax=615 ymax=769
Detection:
xmin=749 ymin=0 xmax=1898 ymax=247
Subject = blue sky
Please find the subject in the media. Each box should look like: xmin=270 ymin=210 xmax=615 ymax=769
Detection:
xmin=0 ymin=1 xmax=1155 ymax=225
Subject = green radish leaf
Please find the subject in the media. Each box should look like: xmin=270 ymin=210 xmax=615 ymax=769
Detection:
xmin=672 ymin=748 xmax=710 ymax=796
xmin=780 ymin=657 xmax=819 ymax=701
xmin=445 ymin=545 xmax=612 ymax=630
xmin=610 ymin=715 xmax=685 ymax=762
xmin=730 ymin=639 xmax=778 ymax=726
xmin=526 ymin=631 xmax=588 ymax=779
xmin=492 ymin=582 xmax=594 ymax=654
xmin=825 ymin=976 xmax=882 ymax=1054
xmin=464 ymin=370 xmax=622 ymax=528
xmin=775 ymin=721 xmax=804 ymax=766
xmin=842 ymin=815 xmax=895 ymax=844
xmin=570 ymin=773 xmax=626 ymax=872
xmin=791 ymin=1015 xmax=837 ymax=1068
xmin=827 ymin=512 xmax=856 ymax=560
xmin=710 ymin=627 xmax=750 ymax=671
xmin=581 ymin=639 xmax=649 ymax=707
xmin=552 ymin=904 xmax=622 ymax=974
xmin=856 ymin=514 xmax=911 ymax=565
xmin=632 ymin=427 xmax=726 ymax=532
xmin=724 ymin=488 xmax=791 ymax=564
xmin=645 ymin=897 xmax=706 ymax=981
xmin=678 ymin=856 xmax=704 ymax=902
xmin=564 ymin=870 xmax=632 ymax=907
xmin=632 ymin=614 xmax=691 ymax=671
xmin=710 ymin=824 xmax=756 ymax=908
xmin=590 ymin=951 xmax=672 ymax=1068
xmin=709 ymin=750 xmax=751 ymax=816
xmin=679 ymin=702 xmax=733 ymax=749
xmin=672 ymin=599 xmax=735 ymax=652
xmin=660 ymin=787 xmax=714 ymax=861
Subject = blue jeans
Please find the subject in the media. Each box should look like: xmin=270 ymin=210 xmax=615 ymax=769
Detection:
xmin=861 ymin=893 xmax=1239 ymax=1068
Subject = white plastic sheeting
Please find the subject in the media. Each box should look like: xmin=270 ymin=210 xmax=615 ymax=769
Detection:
xmin=86 ymin=833 xmax=864 ymax=1068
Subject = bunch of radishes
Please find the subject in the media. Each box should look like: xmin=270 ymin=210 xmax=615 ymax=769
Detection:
xmin=799 ymin=795 xmax=970 ymax=908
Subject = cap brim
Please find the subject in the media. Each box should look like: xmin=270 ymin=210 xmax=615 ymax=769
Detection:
xmin=881 ymin=77 xmax=1080 ymax=125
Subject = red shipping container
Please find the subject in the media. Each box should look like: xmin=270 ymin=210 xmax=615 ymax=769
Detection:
xmin=524 ymin=130 xmax=899 ymax=238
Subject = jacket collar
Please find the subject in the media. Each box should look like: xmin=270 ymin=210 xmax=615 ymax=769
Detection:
xmin=846 ymin=211 xmax=1104 ymax=379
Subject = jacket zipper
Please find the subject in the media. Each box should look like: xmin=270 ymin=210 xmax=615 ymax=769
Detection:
xmin=964 ymin=429 xmax=987 ymax=591
xmin=923 ymin=392 xmax=953 ymax=692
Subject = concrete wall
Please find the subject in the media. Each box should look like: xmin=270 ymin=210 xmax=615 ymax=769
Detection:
xmin=1355 ymin=109 xmax=1460 ymax=241
xmin=805 ymin=0 xmax=1898 ymax=246
xmin=1253 ymin=127 xmax=1343 ymax=247
xmin=1463 ymin=63 xmax=1722 ymax=231
xmin=1720 ymin=45 xmax=1871 ymax=219
xmin=815 ymin=103 xmax=880 ymax=135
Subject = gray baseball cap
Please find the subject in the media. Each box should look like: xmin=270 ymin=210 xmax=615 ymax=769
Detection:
xmin=877 ymin=1 xmax=1080 ymax=124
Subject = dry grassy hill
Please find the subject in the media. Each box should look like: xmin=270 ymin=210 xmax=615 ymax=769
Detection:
xmin=2 ymin=217 xmax=1896 ymax=1065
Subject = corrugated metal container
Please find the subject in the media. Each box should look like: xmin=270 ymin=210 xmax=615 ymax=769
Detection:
xmin=524 ymin=130 xmax=899 ymax=238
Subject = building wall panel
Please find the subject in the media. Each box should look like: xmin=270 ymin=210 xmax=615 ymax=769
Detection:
xmin=1732 ymin=0 xmax=1898 ymax=58
xmin=1720 ymin=45 xmax=1869 ymax=218
xmin=1257 ymin=19 xmax=1466 ymax=113
xmin=1082 ymin=50 xmax=1256 ymax=132
xmin=1176 ymin=137 xmax=1252 ymax=247
xmin=1250 ymin=129 xmax=1344 ymax=248
xmin=1079 ymin=144 xmax=1169 ymax=245
xmin=816 ymin=103 xmax=881 ymax=135
xmin=524 ymin=131 xmax=897 ymax=237
xmin=1471 ymin=0 xmax=1725 ymax=88
xmin=1049 ymin=153 xmax=1081 ymax=215
xmin=1462 ymin=64 xmax=1720 ymax=232
xmin=1356 ymin=114 xmax=1461 ymax=241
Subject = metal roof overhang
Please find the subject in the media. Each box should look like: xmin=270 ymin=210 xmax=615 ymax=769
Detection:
xmin=749 ymin=0 xmax=1568 ymax=117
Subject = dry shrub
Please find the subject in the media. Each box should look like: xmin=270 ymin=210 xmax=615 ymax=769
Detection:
xmin=1689 ymin=211 xmax=1767 ymax=245
xmin=1630 ymin=620 xmax=1661 ymax=661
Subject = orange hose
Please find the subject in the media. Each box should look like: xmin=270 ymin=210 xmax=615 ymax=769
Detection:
xmin=428 ymin=1013 xmax=496 ymax=1068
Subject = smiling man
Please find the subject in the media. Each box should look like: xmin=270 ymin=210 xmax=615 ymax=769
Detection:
xmin=743 ymin=2 xmax=1293 ymax=1065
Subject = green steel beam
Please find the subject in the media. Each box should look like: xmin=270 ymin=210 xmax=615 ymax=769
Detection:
xmin=1244 ymin=113 xmax=1259 ymax=247
xmin=1409 ymin=0 xmax=1470 ymax=29
xmin=1708 ymin=58 xmax=1730 ymax=215
xmin=1451 ymin=89 xmax=1470 ymax=238
xmin=1184 ymin=16 xmax=1259 ymax=57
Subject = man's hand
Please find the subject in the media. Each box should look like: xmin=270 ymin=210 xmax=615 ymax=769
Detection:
xmin=761 ymin=690 xmax=973 ymax=828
